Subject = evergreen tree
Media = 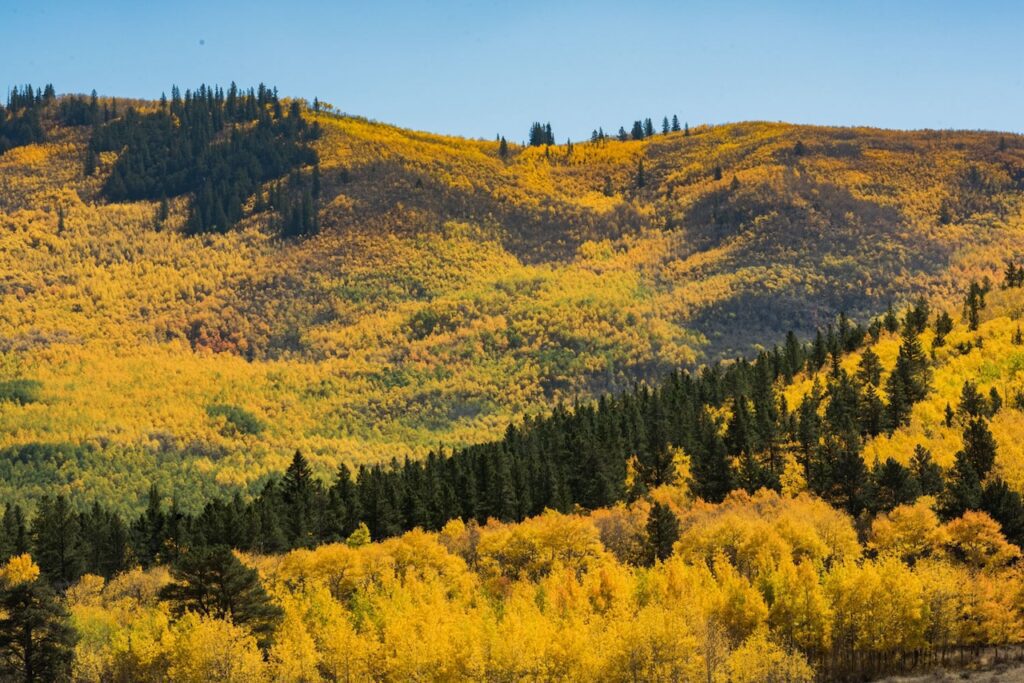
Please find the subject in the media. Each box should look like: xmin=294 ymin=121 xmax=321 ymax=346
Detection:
xmin=671 ymin=115 xmax=681 ymax=132
xmin=645 ymin=502 xmax=679 ymax=564
xmin=933 ymin=311 xmax=954 ymax=347
xmin=957 ymin=381 xmax=987 ymax=421
xmin=885 ymin=325 xmax=931 ymax=428
xmin=0 ymin=506 xmax=28 ymax=563
xmin=0 ymin=560 xmax=76 ymax=682
xmin=855 ymin=348 xmax=882 ymax=387
xmin=871 ymin=458 xmax=920 ymax=512
xmin=963 ymin=281 xmax=988 ymax=331
xmin=661 ymin=116 xmax=670 ymax=134
xmin=635 ymin=158 xmax=646 ymax=188
xmin=80 ymin=502 xmax=129 ymax=579
xmin=988 ymin=387 xmax=1002 ymax=416
xmin=981 ymin=479 xmax=1024 ymax=547
xmin=281 ymin=450 xmax=319 ymax=548
xmin=691 ymin=410 xmax=734 ymax=502
xmin=498 ymin=136 xmax=508 ymax=158
xmin=30 ymin=495 xmax=83 ymax=588
xmin=883 ymin=304 xmax=899 ymax=333
xmin=132 ymin=484 xmax=166 ymax=567
xmin=910 ymin=445 xmax=944 ymax=497
xmin=941 ymin=418 xmax=997 ymax=518
xmin=159 ymin=545 xmax=282 ymax=647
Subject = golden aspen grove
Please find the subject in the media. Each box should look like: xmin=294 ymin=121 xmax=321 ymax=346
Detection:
xmin=2 ymin=79 xmax=1024 ymax=683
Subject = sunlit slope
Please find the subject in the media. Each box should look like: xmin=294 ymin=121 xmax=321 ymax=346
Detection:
xmin=780 ymin=285 xmax=1024 ymax=493
xmin=1 ymin=109 xmax=1023 ymax=508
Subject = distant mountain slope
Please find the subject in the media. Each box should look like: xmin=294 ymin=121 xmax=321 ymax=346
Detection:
xmin=1 ymin=92 xmax=1023 ymax=510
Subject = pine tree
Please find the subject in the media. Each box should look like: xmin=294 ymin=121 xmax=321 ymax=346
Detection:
xmin=855 ymin=348 xmax=882 ymax=387
xmin=645 ymin=502 xmax=679 ymax=563
xmin=83 ymin=146 xmax=98 ymax=176
xmin=0 ymin=557 xmax=77 ymax=682
xmin=957 ymin=381 xmax=987 ymax=421
xmin=671 ymin=115 xmax=681 ymax=132
xmin=643 ymin=118 xmax=655 ymax=138
xmin=0 ymin=506 xmax=28 ymax=563
xmin=631 ymin=120 xmax=645 ymax=140
xmin=941 ymin=418 xmax=997 ymax=519
xmin=635 ymin=159 xmax=646 ymax=188
xmin=871 ymin=458 xmax=920 ymax=512
xmin=661 ymin=116 xmax=670 ymax=134
xmin=498 ymin=136 xmax=508 ymax=158
xmin=963 ymin=281 xmax=988 ymax=331
xmin=910 ymin=445 xmax=944 ymax=497
xmin=159 ymin=545 xmax=282 ymax=648
xmin=885 ymin=325 xmax=931 ymax=428
xmin=933 ymin=311 xmax=954 ymax=347
xmin=133 ymin=484 xmax=166 ymax=567
xmin=883 ymin=304 xmax=899 ymax=333
xmin=959 ymin=417 xmax=997 ymax=479
xmin=281 ymin=450 xmax=318 ymax=548
xmin=30 ymin=495 xmax=83 ymax=588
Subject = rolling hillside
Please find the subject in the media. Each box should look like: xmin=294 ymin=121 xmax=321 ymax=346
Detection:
xmin=2 ymin=90 xmax=1024 ymax=510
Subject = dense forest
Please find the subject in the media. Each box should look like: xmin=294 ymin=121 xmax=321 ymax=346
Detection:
xmin=3 ymin=276 xmax=1022 ymax=574
xmin=5 ymin=82 xmax=321 ymax=236
xmin=5 ymin=278 xmax=1024 ymax=680
xmin=0 ymin=85 xmax=52 ymax=154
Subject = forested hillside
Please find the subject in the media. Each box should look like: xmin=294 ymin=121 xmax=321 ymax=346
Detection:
xmin=6 ymin=286 xmax=1024 ymax=680
xmin=5 ymin=84 xmax=1024 ymax=680
xmin=2 ymin=84 xmax=1024 ymax=512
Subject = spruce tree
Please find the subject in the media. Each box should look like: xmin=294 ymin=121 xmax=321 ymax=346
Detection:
xmin=0 ymin=506 xmax=28 ymax=563
xmin=30 ymin=495 xmax=83 ymax=588
xmin=645 ymin=502 xmax=680 ymax=563
xmin=855 ymin=348 xmax=882 ymax=387
xmin=885 ymin=325 xmax=931 ymax=428
xmin=941 ymin=418 xmax=997 ymax=518
xmin=281 ymin=450 xmax=319 ymax=548
xmin=0 ymin=560 xmax=77 ymax=682
xmin=910 ymin=445 xmax=944 ymax=497
xmin=671 ymin=115 xmax=681 ymax=132
xmin=159 ymin=545 xmax=282 ymax=647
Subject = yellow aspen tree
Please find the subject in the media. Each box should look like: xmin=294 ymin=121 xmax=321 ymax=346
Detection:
xmin=166 ymin=613 xmax=269 ymax=683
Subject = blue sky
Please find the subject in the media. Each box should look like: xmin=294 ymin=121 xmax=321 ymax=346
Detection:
xmin=2 ymin=0 xmax=1021 ymax=140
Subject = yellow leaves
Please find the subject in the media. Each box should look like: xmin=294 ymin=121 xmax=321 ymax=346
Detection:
xmin=270 ymin=597 xmax=323 ymax=683
xmin=0 ymin=553 xmax=39 ymax=586
xmin=167 ymin=613 xmax=269 ymax=683
xmin=710 ymin=553 xmax=769 ymax=644
xmin=675 ymin=490 xmax=860 ymax=580
xmin=869 ymin=497 xmax=947 ymax=562
xmin=716 ymin=627 xmax=814 ymax=683
xmin=768 ymin=558 xmax=832 ymax=653
xmin=826 ymin=557 xmax=928 ymax=654
xmin=944 ymin=510 xmax=1021 ymax=570
xmin=475 ymin=510 xmax=605 ymax=584
xmin=601 ymin=604 xmax=703 ymax=682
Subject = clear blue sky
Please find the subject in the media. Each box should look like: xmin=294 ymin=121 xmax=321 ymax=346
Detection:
xmin=2 ymin=0 xmax=1021 ymax=140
